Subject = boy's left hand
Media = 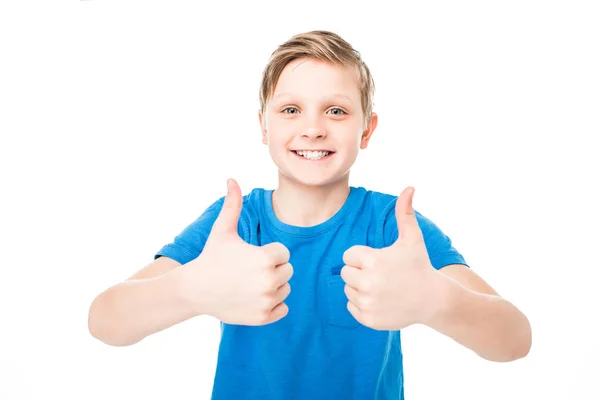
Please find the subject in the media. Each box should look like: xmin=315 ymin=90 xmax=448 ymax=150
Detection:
xmin=340 ymin=187 xmax=446 ymax=331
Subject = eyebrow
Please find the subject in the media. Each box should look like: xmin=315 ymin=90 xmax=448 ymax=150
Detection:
xmin=271 ymin=93 xmax=354 ymax=103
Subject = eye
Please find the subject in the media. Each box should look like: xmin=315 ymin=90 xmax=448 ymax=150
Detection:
xmin=282 ymin=107 xmax=299 ymax=114
xmin=328 ymin=108 xmax=347 ymax=116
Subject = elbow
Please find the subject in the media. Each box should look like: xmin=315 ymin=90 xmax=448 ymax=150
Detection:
xmin=510 ymin=313 xmax=533 ymax=361
xmin=88 ymin=293 xmax=139 ymax=347
xmin=498 ymin=338 xmax=531 ymax=362
xmin=479 ymin=342 xmax=530 ymax=363
xmin=487 ymin=315 xmax=532 ymax=363
xmin=499 ymin=338 xmax=531 ymax=362
xmin=513 ymin=319 xmax=532 ymax=361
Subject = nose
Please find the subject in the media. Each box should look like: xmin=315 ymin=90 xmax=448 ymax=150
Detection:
xmin=302 ymin=117 xmax=327 ymax=139
xmin=302 ymin=128 xmax=325 ymax=139
xmin=300 ymin=112 xmax=327 ymax=139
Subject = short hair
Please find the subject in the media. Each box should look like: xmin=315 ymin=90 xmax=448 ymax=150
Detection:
xmin=259 ymin=30 xmax=375 ymax=129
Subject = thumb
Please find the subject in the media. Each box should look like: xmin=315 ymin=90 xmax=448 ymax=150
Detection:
xmin=211 ymin=178 xmax=243 ymax=236
xmin=394 ymin=186 xmax=420 ymax=243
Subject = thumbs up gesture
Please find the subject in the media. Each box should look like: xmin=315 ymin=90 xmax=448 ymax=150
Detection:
xmin=340 ymin=187 xmax=446 ymax=330
xmin=184 ymin=179 xmax=293 ymax=326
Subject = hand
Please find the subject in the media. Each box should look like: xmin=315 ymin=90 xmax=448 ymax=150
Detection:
xmin=340 ymin=187 xmax=445 ymax=330
xmin=183 ymin=178 xmax=293 ymax=326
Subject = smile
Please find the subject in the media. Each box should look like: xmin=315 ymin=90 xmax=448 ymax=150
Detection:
xmin=291 ymin=150 xmax=335 ymax=161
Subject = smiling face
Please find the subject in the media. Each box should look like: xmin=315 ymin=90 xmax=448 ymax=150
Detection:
xmin=259 ymin=57 xmax=378 ymax=188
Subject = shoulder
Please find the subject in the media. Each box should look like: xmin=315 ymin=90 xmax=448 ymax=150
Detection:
xmin=358 ymin=186 xmax=433 ymax=230
xmin=241 ymin=187 xmax=266 ymax=207
xmin=237 ymin=187 xmax=269 ymax=241
xmin=199 ymin=187 xmax=264 ymax=215
xmin=153 ymin=187 xmax=267 ymax=264
xmin=239 ymin=187 xmax=267 ymax=219
xmin=352 ymin=186 xmax=397 ymax=217
xmin=356 ymin=187 xmax=411 ymax=229
xmin=363 ymin=187 xmax=467 ymax=268
xmin=170 ymin=187 xmax=266 ymax=240
xmin=358 ymin=186 xmax=443 ymax=249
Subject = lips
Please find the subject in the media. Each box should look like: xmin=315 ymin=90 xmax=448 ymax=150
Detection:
xmin=291 ymin=149 xmax=334 ymax=152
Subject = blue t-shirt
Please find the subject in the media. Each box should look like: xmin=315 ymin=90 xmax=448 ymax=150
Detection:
xmin=155 ymin=186 xmax=468 ymax=400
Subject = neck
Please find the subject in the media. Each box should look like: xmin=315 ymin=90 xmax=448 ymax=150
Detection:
xmin=272 ymin=174 xmax=351 ymax=227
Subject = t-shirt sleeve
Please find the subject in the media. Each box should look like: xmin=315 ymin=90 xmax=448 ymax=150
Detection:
xmin=383 ymin=205 xmax=469 ymax=270
xmin=153 ymin=196 xmax=226 ymax=265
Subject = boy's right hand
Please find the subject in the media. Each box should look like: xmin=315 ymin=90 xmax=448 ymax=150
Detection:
xmin=183 ymin=178 xmax=293 ymax=326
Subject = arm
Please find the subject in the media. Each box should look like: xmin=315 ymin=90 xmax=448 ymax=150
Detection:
xmin=424 ymin=264 xmax=532 ymax=362
xmin=88 ymin=256 xmax=205 ymax=347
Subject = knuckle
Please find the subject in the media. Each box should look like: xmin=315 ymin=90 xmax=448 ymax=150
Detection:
xmin=258 ymin=311 xmax=271 ymax=325
xmin=280 ymin=303 xmax=289 ymax=317
xmin=360 ymin=295 xmax=373 ymax=310
xmin=268 ymin=272 xmax=280 ymax=288
xmin=281 ymin=284 xmax=291 ymax=299
xmin=274 ymin=242 xmax=290 ymax=259
xmin=281 ymin=265 xmax=293 ymax=282
xmin=340 ymin=266 xmax=348 ymax=281
xmin=254 ymin=272 xmax=275 ymax=293
xmin=361 ymin=279 xmax=374 ymax=293
xmin=261 ymin=277 xmax=277 ymax=293
xmin=260 ymin=295 xmax=275 ymax=310
xmin=261 ymin=251 xmax=274 ymax=266
xmin=362 ymin=313 xmax=376 ymax=327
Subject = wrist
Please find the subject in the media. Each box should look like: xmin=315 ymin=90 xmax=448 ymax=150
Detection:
xmin=418 ymin=269 xmax=459 ymax=328
xmin=173 ymin=258 xmax=209 ymax=318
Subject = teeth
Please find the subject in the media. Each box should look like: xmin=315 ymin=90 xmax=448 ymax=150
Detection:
xmin=295 ymin=150 xmax=330 ymax=160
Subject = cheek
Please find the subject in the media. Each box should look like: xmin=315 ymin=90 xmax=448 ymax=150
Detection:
xmin=338 ymin=128 xmax=363 ymax=148
xmin=265 ymin=121 xmax=292 ymax=144
xmin=268 ymin=118 xmax=290 ymax=134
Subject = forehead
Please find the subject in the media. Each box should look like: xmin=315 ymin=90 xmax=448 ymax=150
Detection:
xmin=271 ymin=58 xmax=361 ymax=102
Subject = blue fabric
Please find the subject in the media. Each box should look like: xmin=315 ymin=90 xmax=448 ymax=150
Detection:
xmin=155 ymin=186 xmax=468 ymax=400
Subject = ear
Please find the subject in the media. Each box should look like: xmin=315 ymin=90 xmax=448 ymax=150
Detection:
xmin=360 ymin=112 xmax=378 ymax=149
xmin=258 ymin=109 xmax=268 ymax=145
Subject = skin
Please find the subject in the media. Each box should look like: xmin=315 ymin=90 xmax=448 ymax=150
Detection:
xmin=259 ymin=57 xmax=377 ymax=227
xmin=257 ymin=57 xmax=532 ymax=362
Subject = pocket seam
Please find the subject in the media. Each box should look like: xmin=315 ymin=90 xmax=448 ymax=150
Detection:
xmin=325 ymin=275 xmax=360 ymax=329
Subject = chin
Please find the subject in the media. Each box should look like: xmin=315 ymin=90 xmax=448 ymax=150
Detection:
xmin=279 ymin=170 xmax=349 ymax=188
xmin=271 ymin=152 xmax=354 ymax=187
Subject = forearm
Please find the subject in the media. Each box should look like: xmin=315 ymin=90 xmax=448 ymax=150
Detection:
xmin=423 ymin=276 xmax=532 ymax=362
xmin=88 ymin=266 xmax=200 ymax=346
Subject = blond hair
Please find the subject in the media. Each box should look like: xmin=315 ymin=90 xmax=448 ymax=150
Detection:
xmin=259 ymin=30 xmax=375 ymax=129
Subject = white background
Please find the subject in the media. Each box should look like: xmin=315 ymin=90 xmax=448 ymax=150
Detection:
xmin=1 ymin=1 xmax=598 ymax=399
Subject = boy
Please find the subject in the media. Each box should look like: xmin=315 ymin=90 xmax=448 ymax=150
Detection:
xmin=88 ymin=30 xmax=532 ymax=399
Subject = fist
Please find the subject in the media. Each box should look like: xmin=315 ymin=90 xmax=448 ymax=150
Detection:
xmin=341 ymin=187 xmax=444 ymax=330
xmin=184 ymin=179 xmax=293 ymax=326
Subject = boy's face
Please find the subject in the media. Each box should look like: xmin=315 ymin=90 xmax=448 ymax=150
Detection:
xmin=259 ymin=57 xmax=378 ymax=187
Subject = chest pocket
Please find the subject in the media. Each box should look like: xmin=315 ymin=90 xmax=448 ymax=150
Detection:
xmin=324 ymin=273 xmax=360 ymax=329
